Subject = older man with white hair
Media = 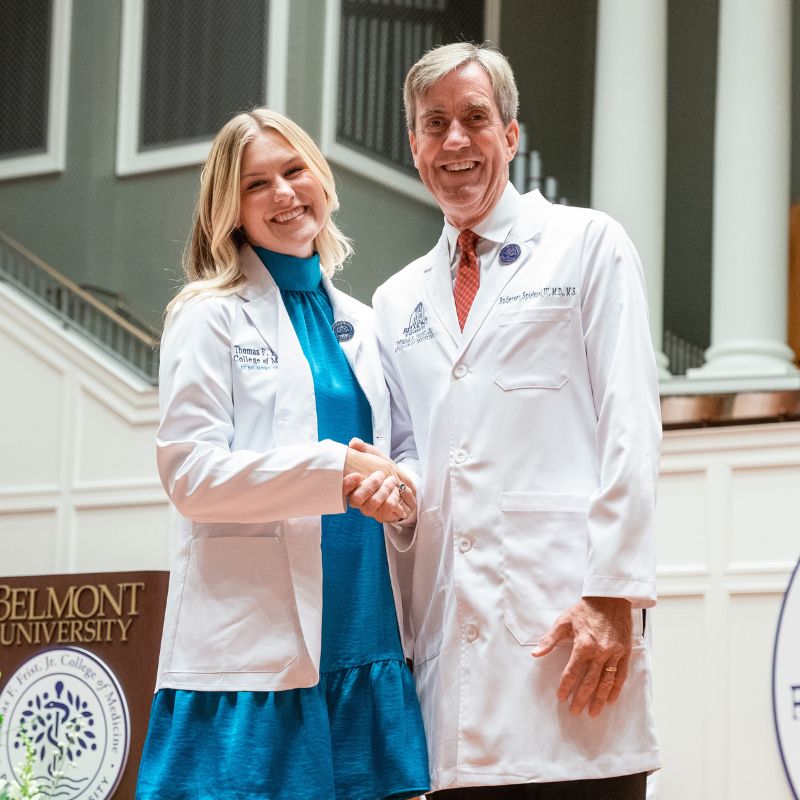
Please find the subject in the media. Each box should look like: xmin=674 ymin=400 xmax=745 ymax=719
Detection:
xmin=362 ymin=42 xmax=662 ymax=799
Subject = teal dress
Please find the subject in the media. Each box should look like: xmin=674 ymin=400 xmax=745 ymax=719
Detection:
xmin=136 ymin=250 xmax=429 ymax=800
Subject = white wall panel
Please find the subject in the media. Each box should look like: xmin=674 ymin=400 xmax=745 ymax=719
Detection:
xmin=728 ymin=464 xmax=800 ymax=568
xmin=0 ymin=334 xmax=64 ymax=489
xmin=72 ymin=504 xmax=170 ymax=572
xmin=726 ymin=594 xmax=788 ymax=800
xmin=0 ymin=510 xmax=60 ymax=576
xmin=656 ymin=423 xmax=800 ymax=799
xmin=0 ymin=285 xmax=166 ymax=577
xmin=655 ymin=470 xmax=709 ymax=571
xmin=650 ymin=596 xmax=708 ymax=797
xmin=75 ymin=385 xmax=160 ymax=485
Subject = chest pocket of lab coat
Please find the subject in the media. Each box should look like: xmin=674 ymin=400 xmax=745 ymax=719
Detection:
xmin=172 ymin=535 xmax=298 ymax=674
xmin=499 ymin=492 xmax=588 ymax=645
xmin=493 ymin=308 xmax=571 ymax=390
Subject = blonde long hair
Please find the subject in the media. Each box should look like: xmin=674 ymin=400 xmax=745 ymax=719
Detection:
xmin=166 ymin=109 xmax=352 ymax=318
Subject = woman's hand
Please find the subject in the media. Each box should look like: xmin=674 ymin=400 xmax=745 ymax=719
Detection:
xmin=343 ymin=439 xmax=416 ymax=523
xmin=343 ymin=446 xmax=400 ymax=481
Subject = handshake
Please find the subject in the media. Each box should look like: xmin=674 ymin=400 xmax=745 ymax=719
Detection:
xmin=342 ymin=437 xmax=416 ymax=524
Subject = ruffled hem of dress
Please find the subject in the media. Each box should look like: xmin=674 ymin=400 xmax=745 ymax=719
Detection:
xmin=136 ymin=659 xmax=429 ymax=800
xmin=318 ymin=658 xmax=430 ymax=800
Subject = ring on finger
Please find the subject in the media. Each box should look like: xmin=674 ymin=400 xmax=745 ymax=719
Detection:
xmin=397 ymin=482 xmax=407 ymax=494
xmin=604 ymin=666 xmax=618 ymax=673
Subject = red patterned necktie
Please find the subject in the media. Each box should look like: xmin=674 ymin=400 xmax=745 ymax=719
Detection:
xmin=454 ymin=229 xmax=480 ymax=331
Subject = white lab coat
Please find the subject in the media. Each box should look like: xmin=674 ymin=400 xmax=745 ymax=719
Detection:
xmin=154 ymin=245 xmax=408 ymax=693
xmin=372 ymin=187 xmax=662 ymax=787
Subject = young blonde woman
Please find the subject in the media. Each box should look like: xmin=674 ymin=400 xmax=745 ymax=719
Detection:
xmin=135 ymin=109 xmax=429 ymax=800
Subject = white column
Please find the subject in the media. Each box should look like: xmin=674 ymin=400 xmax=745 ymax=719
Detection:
xmin=688 ymin=0 xmax=796 ymax=379
xmin=591 ymin=0 xmax=670 ymax=379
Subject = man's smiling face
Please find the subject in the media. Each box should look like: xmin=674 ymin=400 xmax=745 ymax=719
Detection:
xmin=409 ymin=62 xmax=519 ymax=230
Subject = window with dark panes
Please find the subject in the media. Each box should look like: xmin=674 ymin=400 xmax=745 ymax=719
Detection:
xmin=139 ymin=0 xmax=268 ymax=151
xmin=337 ymin=0 xmax=483 ymax=176
xmin=0 ymin=0 xmax=52 ymax=158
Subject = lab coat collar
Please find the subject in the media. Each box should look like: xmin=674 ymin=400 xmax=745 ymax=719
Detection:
xmin=238 ymin=244 xmax=279 ymax=300
xmin=454 ymin=189 xmax=552 ymax=353
xmin=325 ymin=277 xmax=386 ymax=416
xmin=421 ymin=230 xmax=461 ymax=347
xmin=510 ymin=187 xmax=552 ymax=243
xmin=323 ymin=274 xmax=366 ymax=367
xmin=443 ymin=181 xmax=524 ymax=262
xmin=420 ymin=186 xmax=553 ymax=349
xmin=239 ymin=245 xmax=375 ymax=443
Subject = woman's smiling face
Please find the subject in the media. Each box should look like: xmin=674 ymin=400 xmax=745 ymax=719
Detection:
xmin=238 ymin=130 xmax=328 ymax=257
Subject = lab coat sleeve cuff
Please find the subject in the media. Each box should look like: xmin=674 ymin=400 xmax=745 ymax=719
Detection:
xmin=582 ymin=576 xmax=657 ymax=609
xmin=383 ymin=463 xmax=420 ymax=552
xmin=321 ymin=439 xmax=349 ymax=515
xmin=384 ymin=516 xmax=418 ymax=553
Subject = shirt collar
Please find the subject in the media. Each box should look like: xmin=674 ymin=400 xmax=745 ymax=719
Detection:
xmin=444 ymin=182 xmax=522 ymax=263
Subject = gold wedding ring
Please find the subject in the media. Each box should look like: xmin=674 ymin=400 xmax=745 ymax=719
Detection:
xmin=604 ymin=666 xmax=618 ymax=672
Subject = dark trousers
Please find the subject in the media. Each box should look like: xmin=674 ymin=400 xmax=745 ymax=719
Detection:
xmin=427 ymin=772 xmax=646 ymax=800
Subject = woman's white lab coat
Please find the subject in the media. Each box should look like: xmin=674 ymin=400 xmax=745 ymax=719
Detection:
xmin=154 ymin=245 xmax=406 ymax=693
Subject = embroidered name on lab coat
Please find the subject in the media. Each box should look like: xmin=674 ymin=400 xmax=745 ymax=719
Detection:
xmin=232 ymin=344 xmax=278 ymax=372
xmin=394 ymin=302 xmax=436 ymax=353
xmin=498 ymin=286 xmax=577 ymax=305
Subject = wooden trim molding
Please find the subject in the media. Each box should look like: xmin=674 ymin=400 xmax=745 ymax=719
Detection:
xmin=661 ymin=390 xmax=800 ymax=429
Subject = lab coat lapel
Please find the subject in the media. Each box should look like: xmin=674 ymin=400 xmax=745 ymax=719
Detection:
xmin=422 ymin=231 xmax=460 ymax=349
xmin=326 ymin=278 xmax=383 ymax=413
xmin=239 ymin=246 xmax=316 ymax=446
xmin=455 ymin=236 xmax=528 ymax=357
xmin=457 ymin=190 xmax=553 ymax=358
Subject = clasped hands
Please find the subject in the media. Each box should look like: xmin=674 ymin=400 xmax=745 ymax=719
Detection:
xmin=342 ymin=438 xmax=416 ymax=524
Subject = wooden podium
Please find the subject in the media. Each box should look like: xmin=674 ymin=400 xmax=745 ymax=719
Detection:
xmin=0 ymin=571 xmax=169 ymax=799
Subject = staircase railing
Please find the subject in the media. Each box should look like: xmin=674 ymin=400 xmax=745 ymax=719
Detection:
xmin=0 ymin=231 xmax=159 ymax=384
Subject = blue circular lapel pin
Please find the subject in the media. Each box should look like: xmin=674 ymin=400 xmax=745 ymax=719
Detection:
xmin=499 ymin=243 xmax=522 ymax=264
xmin=332 ymin=320 xmax=355 ymax=342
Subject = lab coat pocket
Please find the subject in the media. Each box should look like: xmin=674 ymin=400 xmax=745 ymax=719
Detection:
xmin=500 ymin=491 xmax=588 ymax=646
xmin=494 ymin=308 xmax=571 ymax=390
xmin=411 ymin=506 xmax=447 ymax=665
xmin=172 ymin=535 xmax=298 ymax=673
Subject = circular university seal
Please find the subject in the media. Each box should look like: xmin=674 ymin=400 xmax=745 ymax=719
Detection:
xmin=498 ymin=243 xmax=522 ymax=264
xmin=0 ymin=647 xmax=130 ymax=799
xmin=774 ymin=556 xmax=800 ymax=797
xmin=332 ymin=320 xmax=355 ymax=342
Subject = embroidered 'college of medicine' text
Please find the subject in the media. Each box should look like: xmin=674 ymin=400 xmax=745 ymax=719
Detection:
xmin=233 ymin=344 xmax=279 ymax=372
xmin=395 ymin=302 xmax=436 ymax=353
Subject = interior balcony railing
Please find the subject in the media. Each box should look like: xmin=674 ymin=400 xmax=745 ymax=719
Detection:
xmin=663 ymin=329 xmax=706 ymax=376
xmin=0 ymin=231 xmax=159 ymax=384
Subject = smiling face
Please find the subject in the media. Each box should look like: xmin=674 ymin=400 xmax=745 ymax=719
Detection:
xmin=238 ymin=130 xmax=328 ymax=258
xmin=409 ymin=62 xmax=519 ymax=230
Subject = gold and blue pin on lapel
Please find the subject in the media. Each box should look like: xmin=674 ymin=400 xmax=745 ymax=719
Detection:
xmin=332 ymin=320 xmax=355 ymax=341
xmin=499 ymin=243 xmax=521 ymax=264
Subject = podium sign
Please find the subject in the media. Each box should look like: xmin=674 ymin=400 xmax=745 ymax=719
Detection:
xmin=774 ymin=558 xmax=800 ymax=798
xmin=0 ymin=571 xmax=168 ymax=799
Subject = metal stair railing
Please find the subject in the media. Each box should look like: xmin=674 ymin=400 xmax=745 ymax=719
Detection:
xmin=663 ymin=329 xmax=706 ymax=376
xmin=0 ymin=231 xmax=159 ymax=384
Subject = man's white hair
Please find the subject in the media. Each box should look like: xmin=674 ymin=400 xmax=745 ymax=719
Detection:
xmin=403 ymin=42 xmax=519 ymax=131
